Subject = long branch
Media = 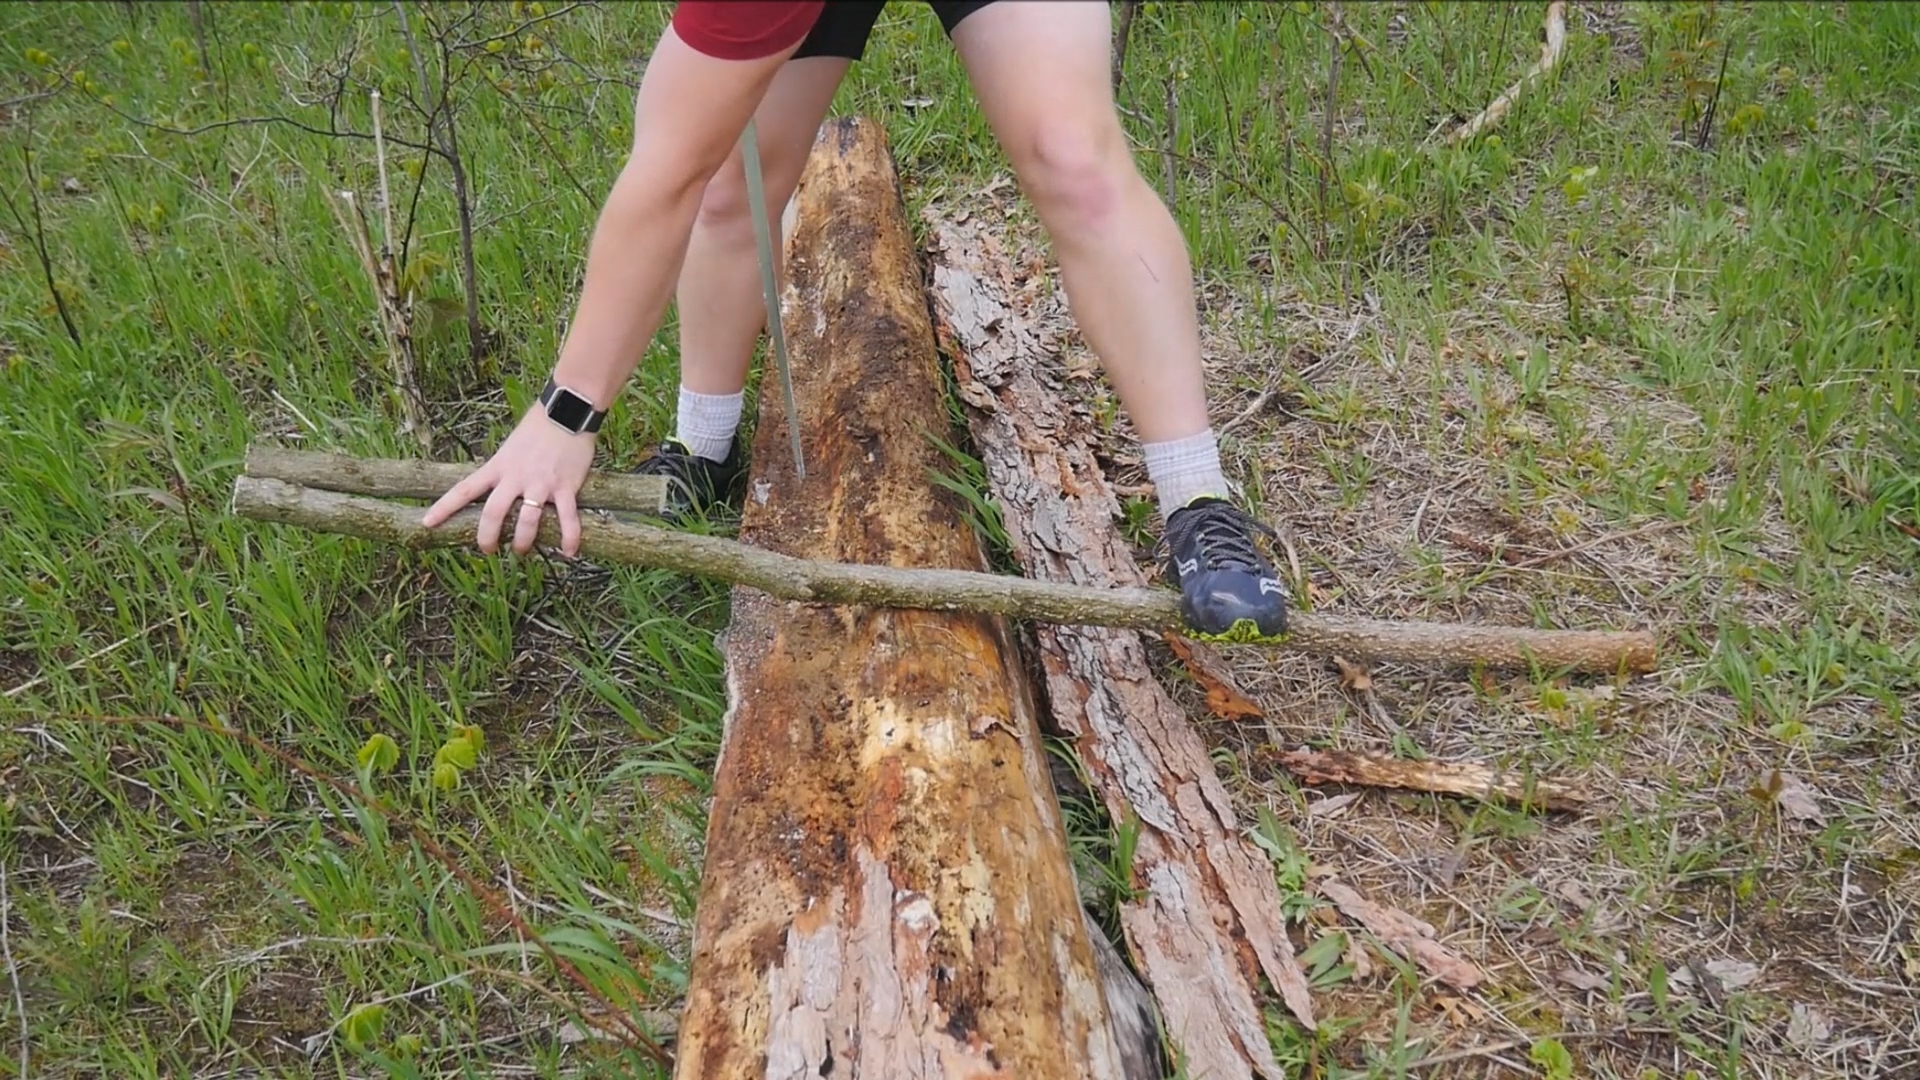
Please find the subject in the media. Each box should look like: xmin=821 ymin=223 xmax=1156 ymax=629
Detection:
xmin=245 ymin=446 xmax=669 ymax=512
xmin=230 ymin=474 xmax=1658 ymax=674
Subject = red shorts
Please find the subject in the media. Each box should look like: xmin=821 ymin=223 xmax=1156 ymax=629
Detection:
xmin=674 ymin=1 xmax=996 ymax=62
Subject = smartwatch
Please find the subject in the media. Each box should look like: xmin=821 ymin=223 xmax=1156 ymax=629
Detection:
xmin=538 ymin=377 xmax=607 ymax=435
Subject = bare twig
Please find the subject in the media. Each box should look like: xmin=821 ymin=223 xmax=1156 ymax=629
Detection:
xmin=186 ymin=0 xmax=211 ymax=77
xmin=1111 ymin=0 xmax=1143 ymax=92
xmin=372 ymin=89 xmax=396 ymax=259
xmin=452 ymin=2 xmax=589 ymax=53
xmin=1125 ymin=140 xmax=1293 ymax=223
xmin=1442 ymin=1 xmax=1570 ymax=145
xmin=1317 ymin=3 xmax=1344 ymax=259
xmin=0 ymin=86 xmax=63 ymax=114
xmin=3 ymin=111 xmax=82 ymax=347
xmin=1159 ymin=75 xmax=1177 ymax=207
xmin=3 ymin=603 xmax=206 ymax=701
xmin=231 ymin=472 xmax=1660 ymax=674
xmin=394 ymin=1 xmax=487 ymax=364
xmin=2 ymin=851 xmax=27 ymax=1080
xmin=323 ymin=184 xmax=431 ymax=449
xmin=1507 ymin=516 xmax=1688 ymax=570
xmin=1217 ymin=384 xmax=1281 ymax=437
xmin=1695 ymin=33 xmax=1734 ymax=149
xmin=91 ymin=96 xmax=434 ymax=156
xmin=484 ymin=74 xmax=596 ymax=209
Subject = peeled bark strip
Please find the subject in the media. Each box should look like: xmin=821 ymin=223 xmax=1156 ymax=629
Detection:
xmin=926 ymin=212 xmax=1316 ymax=1080
xmin=1442 ymin=1 xmax=1570 ymax=145
xmin=1270 ymin=747 xmax=1590 ymax=811
xmin=1316 ymin=879 xmax=1484 ymax=990
xmin=673 ymin=117 xmax=1135 ymax=1080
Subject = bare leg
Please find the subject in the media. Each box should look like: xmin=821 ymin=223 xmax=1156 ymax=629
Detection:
xmin=950 ymin=1 xmax=1211 ymax=445
xmin=676 ymin=57 xmax=850 ymax=396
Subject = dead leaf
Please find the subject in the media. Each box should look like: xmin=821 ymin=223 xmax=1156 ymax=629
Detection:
xmin=1758 ymin=770 xmax=1827 ymax=825
xmin=1333 ymin=656 xmax=1372 ymax=692
xmin=1343 ymin=934 xmax=1374 ymax=980
xmin=1307 ymin=792 xmax=1362 ymax=818
xmin=1063 ymin=349 xmax=1100 ymax=381
xmin=1703 ymin=958 xmax=1761 ymax=989
xmin=1553 ymin=879 xmax=1594 ymax=910
xmin=1786 ymin=1003 xmax=1831 ymax=1048
xmin=1556 ymin=967 xmax=1610 ymax=992
xmin=1163 ymin=634 xmax=1265 ymax=720
xmin=1434 ymin=995 xmax=1489 ymax=1028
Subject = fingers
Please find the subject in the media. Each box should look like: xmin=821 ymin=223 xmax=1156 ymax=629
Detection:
xmin=553 ymin=488 xmax=581 ymax=559
xmin=511 ymin=492 xmax=549 ymax=555
xmin=475 ymin=484 xmax=519 ymax=555
xmin=422 ymin=462 xmax=498 ymax=528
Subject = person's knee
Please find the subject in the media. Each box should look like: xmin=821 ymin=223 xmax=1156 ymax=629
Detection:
xmin=694 ymin=165 xmax=756 ymax=239
xmin=1015 ymin=123 xmax=1133 ymax=235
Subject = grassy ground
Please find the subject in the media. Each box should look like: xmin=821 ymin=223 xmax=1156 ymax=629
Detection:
xmin=2 ymin=2 xmax=1916 ymax=1077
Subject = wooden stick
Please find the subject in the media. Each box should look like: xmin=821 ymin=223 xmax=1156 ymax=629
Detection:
xmin=1268 ymin=747 xmax=1591 ymax=811
xmin=231 ymin=474 xmax=1658 ymax=674
xmin=244 ymin=445 xmax=669 ymax=513
xmin=1442 ymin=1 xmax=1570 ymax=145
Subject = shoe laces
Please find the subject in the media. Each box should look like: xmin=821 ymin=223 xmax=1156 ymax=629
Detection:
xmin=634 ymin=440 xmax=696 ymax=477
xmin=1163 ymin=499 xmax=1276 ymax=573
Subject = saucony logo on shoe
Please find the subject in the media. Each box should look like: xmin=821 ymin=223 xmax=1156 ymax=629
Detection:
xmin=1162 ymin=497 xmax=1291 ymax=641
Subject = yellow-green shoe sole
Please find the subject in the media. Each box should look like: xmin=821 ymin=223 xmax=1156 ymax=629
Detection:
xmin=1183 ymin=617 xmax=1290 ymax=646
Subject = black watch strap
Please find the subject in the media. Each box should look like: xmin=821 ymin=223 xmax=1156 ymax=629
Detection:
xmin=538 ymin=377 xmax=607 ymax=434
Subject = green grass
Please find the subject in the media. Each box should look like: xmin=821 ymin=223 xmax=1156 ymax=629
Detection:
xmin=4 ymin=2 xmax=1917 ymax=1077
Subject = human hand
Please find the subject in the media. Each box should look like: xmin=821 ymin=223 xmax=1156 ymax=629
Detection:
xmin=422 ymin=406 xmax=597 ymax=557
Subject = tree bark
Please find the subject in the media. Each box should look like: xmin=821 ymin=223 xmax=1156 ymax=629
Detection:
xmin=672 ymin=116 xmax=1141 ymax=1080
xmin=926 ymin=213 xmax=1315 ymax=1080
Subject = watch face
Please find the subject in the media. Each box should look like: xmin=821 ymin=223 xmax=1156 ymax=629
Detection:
xmin=546 ymin=387 xmax=594 ymax=431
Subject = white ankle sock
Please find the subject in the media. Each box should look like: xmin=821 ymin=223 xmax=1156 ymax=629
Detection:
xmin=675 ymin=386 xmax=744 ymax=463
xmin=1144 ymin=429 xmax=1231 ymax=519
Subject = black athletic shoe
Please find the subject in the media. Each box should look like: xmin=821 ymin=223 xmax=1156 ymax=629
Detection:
xmin=1163 ymin=497 xmax=1291 ymax=642
xmin=632 ymin=436 xmax=747 ymax=518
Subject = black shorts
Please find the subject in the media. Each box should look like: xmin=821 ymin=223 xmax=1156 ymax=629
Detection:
xmin=793 ymin=1 xmax=998 ymax=61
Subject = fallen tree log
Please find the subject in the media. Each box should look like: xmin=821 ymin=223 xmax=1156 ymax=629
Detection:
xmin=229 ymin=476 xmax=1658 ymax=675
xmin=672 ymin=116 xmax=1142 ymax=1080
xmin=925 ymin=212 xmax=1316 ymax=1080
